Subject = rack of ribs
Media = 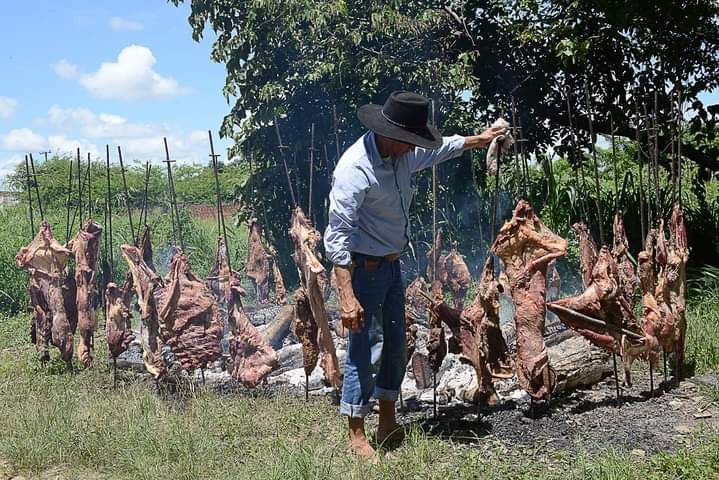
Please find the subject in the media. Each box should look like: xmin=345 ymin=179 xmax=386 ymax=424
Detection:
xmin=246 ymin=218 xmax=271 ymax=304
xmin=444 ymin=241 xmax=472 ymax=309
xmin=67 ymin=218 xmax=103 ymax=368
xmin=612 ymin=213 xmax=639 ymax=312
xmin=491 ymin=200 xmax=567 ymax=401
xmin=289 ymin=207 xmax=341 ymax=389
xmin=271 ymin=257 xmax=287 ymax=305
xmin=572 ymin=222 xmax=598 ymax=289
xmin=426 ymin=227 xmax=447 ymax=285
xmin=105 ymin=275 xmax=135 ymax=359
xmin=427 ymin=280 xmax=447 ymax=372
xmin=665 ymin=203 xmax=689 ymax=375
xmin=293 ymin=288 xmax=319 ymax=378
xmin=16 ymin=221 xmax=74 ymax=365
xmin=405 ymin=276 xmax=429 ymax=316
xmin=431 ymin=256 xmax=513 ymax=404
xmin=120 ymin=244 xmax=166 ymax=379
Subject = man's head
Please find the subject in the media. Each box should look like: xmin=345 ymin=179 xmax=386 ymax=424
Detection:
xmin=374 ymin=134 xmax=415 ymax=160
xmin=357 ymin=91 xmax=443 ymax=151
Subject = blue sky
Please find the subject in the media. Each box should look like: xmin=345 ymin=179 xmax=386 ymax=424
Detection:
xmin=0 ymin=0 xmax=232 ymax=188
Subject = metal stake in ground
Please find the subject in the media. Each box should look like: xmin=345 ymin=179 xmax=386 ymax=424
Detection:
xmin=208 ymin=130 xmax=232 ymax=272
xmin=583 ymin=82 xmax=605 ymax=245
xmin=28 ymin=154 xmax=45 ymax=221
xmin=24 ymin=156 xmax=35 ymax=237
xmin=86 ymin=152 xmax=93 ymax=219
xmin=430 ymin=98 xmax=438 ymax=420
xmin=609 ymin=114 xmax=622 ymax=405
xmin=105 ymin=145 xmax=114 ymax=277
xmin=141 ymin=162 xmax=151 ymax=230
xmin=308 ymin=123 xmax=316 ymax=218
xmin=564 ymin=89 xmax=588 ymax=221
xmin=163 ymin=137 xmax=184 ymax=250
xmin=634 ymin=102 xmax=647 ymax=239
xmin=117 ymin=146 xmax=136 ymax=246
xmin=274 ymin=118 xmax=297 ymax=208
xmin=65 ymin=159 xmax=73 ymax=243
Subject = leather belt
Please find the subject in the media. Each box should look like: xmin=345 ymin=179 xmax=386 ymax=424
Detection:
xmin=351 ymin=252 xmax=401 ymax=270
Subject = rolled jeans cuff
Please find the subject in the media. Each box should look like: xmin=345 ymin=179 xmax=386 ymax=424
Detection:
xmin=340 ymin=401 xmax=372 ymax=418
xmin=373 ymin=386 xmax=399 ymax=402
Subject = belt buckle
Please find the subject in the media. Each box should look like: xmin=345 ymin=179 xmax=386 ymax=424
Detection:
xmin=364 ymin=258 xmax=380 ymax=271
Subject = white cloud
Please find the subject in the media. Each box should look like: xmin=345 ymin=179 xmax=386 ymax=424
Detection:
xmin=0 ymin=97 xmax=18 ymax=119
xmin=190 ymin=130 xmax=209 ymax=145
xmin=79 ymin=45 xmax=190 ymax=101
xmin=47 ymin=135 xmax=99 ymax=158
xmin=45 ymin=105 xmax=160 ymax=138
xmin=109 ymin=17 xmax=144 ymax=32
xmin=0 ymin=128 xmax=47 ymax=151
xmin=52 ymin=59 xmax=80 ymax=80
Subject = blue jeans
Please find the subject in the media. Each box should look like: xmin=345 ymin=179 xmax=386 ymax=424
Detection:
xmin=340 ymin=257 xmax=406 ymax=418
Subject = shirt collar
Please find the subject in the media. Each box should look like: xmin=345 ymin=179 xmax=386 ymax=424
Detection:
xmin=363 ymin=131 xmax=386 ymax=167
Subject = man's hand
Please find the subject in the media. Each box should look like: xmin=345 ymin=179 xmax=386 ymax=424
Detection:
xmin=334 ymin=265 xmax=364 ymax=332
xmin=464 ymin=126 xmax=508 ymax=150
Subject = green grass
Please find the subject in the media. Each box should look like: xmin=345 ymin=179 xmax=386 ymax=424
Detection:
xmin=1 ymin=292 xmax=718 ymax=479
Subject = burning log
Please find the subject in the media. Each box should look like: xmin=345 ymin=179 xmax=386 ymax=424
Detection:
xmin=246 ymin=219 xmax=271 ymax=304
xmin=444 ymin=241 xmax=472 ymax=309
xmin=67 ymin=219 xmax=102 ymax=368
xmin=491 ymin=200 xmax=567 ymax=402
xmin=16 ymin=221 xmax=74 ymax=365
xmin=120 ymin=243 xmax=166 ymax=379
xmin=289 ymin=207 xmax=341 ymax=389
xmin=105 ymin=275 xmax=134 ymax=359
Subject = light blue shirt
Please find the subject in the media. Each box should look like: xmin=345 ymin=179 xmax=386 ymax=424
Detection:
xmin=324 ymin=131 xmax=466 ymax=266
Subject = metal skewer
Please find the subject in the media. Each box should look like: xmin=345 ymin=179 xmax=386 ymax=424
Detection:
xmin=24 ymin=156 xmax=35 ymax=236
xmin=274 ymin=117 xmax=297 ymax=208
xmin=28 ymin=154 xmax=45 ymax=221
xmin=117 ymin=146 xmax=135 ymax=246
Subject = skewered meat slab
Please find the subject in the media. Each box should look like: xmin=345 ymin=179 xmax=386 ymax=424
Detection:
xmin=16 ymin=221 xmax=74 ymax=364
xmin=289 ymin=207 xmax=341 ymax=389
xmin=293 ymin=288 xmax=319 ymax=377
xmin=226 ymin=271 xmax=279 ymax=386
xmin=426 ymin=228 xmax=447 ymax=285
xmin=209 ymin=236 xmax=278 ymax=386
xmin=405 ymin=276 xmax=429 ymax=316
xmin=427 ymin=280 xmax=447 ymax=372
xmin=405 ymin=312 xmax=417 ymax=361
xmin=120 ymin=244 xmax=166 ymax=379
xmin=491 ymin=201 xmax=567 ymax=401
xmin=430 ymin=257 xmax=512 ymax=404
xmin=271 ymin=258 xmax=287 ymax=305
xmin=665 ymin=203 xmax=688 ymax=373
xmin=246 ymin=219 xmax=271 ymax=304
xmin=572 ymin=222 xmax=598 ymax=289
xmin=444 ymin=241 xmax=472 ymax=309
xmin=155 ymin=250 xmax=224 ymax=372
xmin=612 ymin=213 xmax=639 ymax=311
xmin=67 ymin=219 xmax=102 ymax=368
xmin=105 ymin=276 xmax=134 ymax=359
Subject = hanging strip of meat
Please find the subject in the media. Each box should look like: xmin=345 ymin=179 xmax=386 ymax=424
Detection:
xmin=444 ymin=241 xmax=472 ymax=309
xmin=120 ymin=244 xmax=166 ymax=379
xmin=289 ymin=207 xmax=341 ymax=389
xmin=226 ymin=271 xmax=279 ymax=386
xmin=246 ymin=219 xmax=271 ymax=304
xmin=612 ymin=212 xmax=639 ymax=312
xmin=572 ymin=222 xmax=598 ymax=289
xmin=271 ymin=257 xmax=288 ymax=305
xmin=491 ymin=201 xmax=567 ymax=401
xmin=427 ymin=280 xmax=447 ymax=372
xmin=67 ymin=218 xmax=103 ymax=368
xmin=105 ymin=275 xmax=135 ymax=359
xmin=426 ymin=227 xmax=447 ymax=284
xmin=16 ymin=221 xmax=74 ymax=364
xmin=293 ymin=288 xmax=319 ymax=377
xmin=405 ymin=276 xmax=429 ymax=316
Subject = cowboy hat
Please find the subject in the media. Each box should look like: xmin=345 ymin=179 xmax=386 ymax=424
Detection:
xmin=357 ymin=90 xmax=442 ymax=149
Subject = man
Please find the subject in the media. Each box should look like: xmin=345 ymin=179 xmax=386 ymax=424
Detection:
xmin=324 ymin=90 xmax=505 ymax=460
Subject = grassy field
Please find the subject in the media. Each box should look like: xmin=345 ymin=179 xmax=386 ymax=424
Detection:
xmin=0 ymin=286 xmax=717 ymax=479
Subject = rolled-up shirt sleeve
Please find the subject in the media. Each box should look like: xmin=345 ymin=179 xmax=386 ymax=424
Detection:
xmin=408 ymin=134 xmax=466 ymax=173
xmin=324 ymin=165 xmax=370 ymax=266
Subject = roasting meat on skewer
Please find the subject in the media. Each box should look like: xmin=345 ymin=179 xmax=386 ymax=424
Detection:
xmin=120 ymin=244 xmax=166 ymax=379
xmin=431 ymin=256 xmax=513 ymax=404
xmin=16 ymin=221 xmax=74 ymax=364
xmin=226 ymin=271 xmax=279 ymax=386
xmin=444 ymin=241 xmax=472 ymax=309
xmin=67 ymin=218 xmax=102 ymax=368
xmin=289 ymin=207 xmax=341 ymax=389
xmin=154 ymin=250 xmax=224 ymax=373
xmin=426 ymin=228 xmax=447 ymax=285
xmin=271 ymin=257 xmax=287 ymax=305
xmin=293 ymin=288 xmax=319 ymax=377
xmin=665 ymin=203 xmax=689 ymax=373
xmin=405 ymin=276 xmax=429 ymax=316
xmin=572 ymin=222 xmax=598 ymax=289
xmin=105 ymin=276 xmax=135 ymax=359
xmin=612 ymin=212 xmax=639 ymax=312
xmin=491 ymin=201 xmax=567 ymax=401
xmin=427 ymin=280 xmax=447 ymax=372
xmin=246 ymin=219 xmax=271 ymax=304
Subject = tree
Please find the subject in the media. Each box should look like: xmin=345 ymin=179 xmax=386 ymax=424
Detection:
xmin=172 ymin=0 xmax=719 ymax=274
